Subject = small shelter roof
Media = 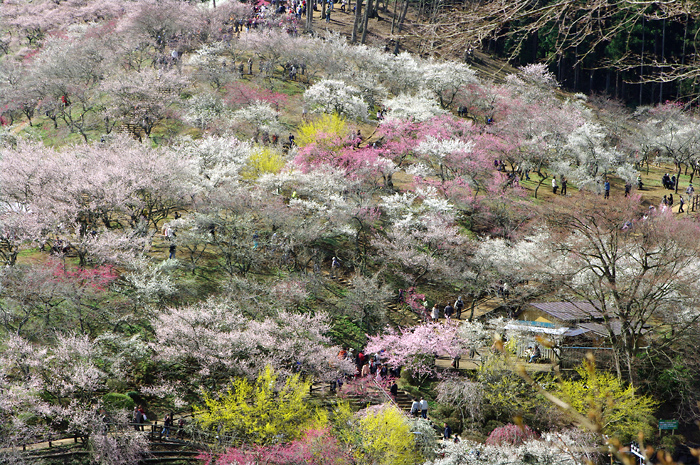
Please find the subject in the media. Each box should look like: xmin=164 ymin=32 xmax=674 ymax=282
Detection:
xmin=504 ymin=321 xmax=569 ymax=335
xmin=528 ymin=301 xmax=604 ymax=322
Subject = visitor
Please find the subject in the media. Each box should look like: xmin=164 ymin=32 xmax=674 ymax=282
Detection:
xmin=177 ymin=418 xmax=186 ymax=439
xmin=443 ymin=423 xmax=452 ymax=440
xmin=443 ymin=302 xmax=454 ymax=320
xmin=528 ymin=345 xmax=541 ymax=363
xmin=410 ymin=399 xmax=420 ymax=417
xmin=431 ymin=303 xmax=440 ymax=322
xmin=331 ymin=256 xmax=340 ymax=278
xmin=132 ymin=407 xmax=141 ymax=431
xmin=454 ymin=296 xmax=464 ymax=319
xmin=420 ymin=397 xmax=428 ymax=419
xmin=162 ymin=413 xmax=173 ymax=439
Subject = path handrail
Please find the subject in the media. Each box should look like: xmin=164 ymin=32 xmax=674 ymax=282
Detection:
xmin=370 ymin=378 xmax=408 ymax=418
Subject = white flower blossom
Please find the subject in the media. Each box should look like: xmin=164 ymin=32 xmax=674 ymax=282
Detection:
xmin=383 ymin=91 xmax=447 ymax=122
xmin=304 ymin=79 xmax=368 ymax=120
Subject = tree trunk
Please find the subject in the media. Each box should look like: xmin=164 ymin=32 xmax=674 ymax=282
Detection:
xmin=351 ymin=0 xmax=362 ymax=43
xmin=660 ymin=18 xmax=666 ymax=103
xmin=533 ymin=173 xmax=548 ymax=199
xmin=390 ymin=0 xmax=398 ymax=34
xmin=306 ymin=0 xmax=314 ymax=32
xmin=639 ymin=16 xmax=645 ymax=105
xmin=468 ymin=297 xmax=477 ymax=322
xmin=397 ymin=0 xmax=409 ymax=33
xmin=678 ymin=15 xmax=688 ymax=100
xmin=361 ymin=0 xmax=373 ymax=44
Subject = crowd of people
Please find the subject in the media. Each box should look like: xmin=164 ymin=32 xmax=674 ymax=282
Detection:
xmin=337 ymin=347 xmax=399 ymax=382
xmin=132 ymin=406 xmax=187 ymax=439
xmin=427 ymin=296 xmax=464 ymax=322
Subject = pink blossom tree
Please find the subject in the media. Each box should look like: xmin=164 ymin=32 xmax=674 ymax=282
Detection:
xmin=365 ymin=322 xmax=463 ymax=382
xmin=485 ymin=423 xmax=538 ymax=446
xmin=200 ymin=426 xmax=352 ymax=465
xmin=223 ymin=82 xmax=289 ymax=110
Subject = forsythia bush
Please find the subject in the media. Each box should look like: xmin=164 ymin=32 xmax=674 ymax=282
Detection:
xmin=194 ymin=366 xmax=314 ymax=445
xmin=296 ymin=113 xmax=348 ymax=148
xmin=241 ymin=147 xmax=286 ymax=180
xmin=354 ymin=405 xmax=422 ymax=465
xmin=554 ymin=359 xmax=657 ymax=442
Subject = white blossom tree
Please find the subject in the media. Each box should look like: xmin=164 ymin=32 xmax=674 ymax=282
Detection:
xmin=304 ymin=79 xmax=368 ymax=121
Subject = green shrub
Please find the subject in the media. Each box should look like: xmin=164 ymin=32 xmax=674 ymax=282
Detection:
xmin=658 ymin=434 xmax=685 ymax=456
xmin=125 ymin=391 xmax=143 ymax=405
xmin=103 ymin=393 xmax=135 ymax=411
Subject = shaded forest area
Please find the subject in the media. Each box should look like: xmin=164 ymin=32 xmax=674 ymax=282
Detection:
xmin=410 ymin=0 xmax=700 ymax=105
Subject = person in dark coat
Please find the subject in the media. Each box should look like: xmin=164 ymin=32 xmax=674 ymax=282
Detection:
xmin=443 ymin=423 xmax=452 ymax=440
xmin=443 ymin=303 xmax=454 ymax=320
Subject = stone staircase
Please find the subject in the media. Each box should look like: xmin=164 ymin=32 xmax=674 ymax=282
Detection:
xmin=393 ymin=389 xmax=415 ymax=414
xmin=386 ymin=300 xmax=423 ymax=327
xmin=118 ymin=122 xmax=146 ymax=141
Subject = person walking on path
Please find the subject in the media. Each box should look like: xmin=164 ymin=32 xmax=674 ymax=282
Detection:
xmin=420 ymin=397 xmax=428 ymax=419
xmin=410 ymin=399 xmax=420 ymax=417
xmin=552 ymin=177 xmax=558 ymax=195
xmin=331 ymin=256 xmax=340 ymax=278
xmin=454 ymin=296 xmax=464 ymax=319
xmin=132 ymin=407 xmax=141 ymax=431
xmin=390 ymin=381 xmax=398 ymax=398
xmin=443 ymin=302 xmax=454 ymax=320
xmin=162 ymin=413 xmax=173 ymax=439
xmin=560 ymin=177 xmax=567 ymax=195
xmin=431 ymin=303 xmax=440 ymax=322
xmin=443 ymin=423 xmax=452 ymax=440
xmin=604 ymin=179 xmax=610 ymax=199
